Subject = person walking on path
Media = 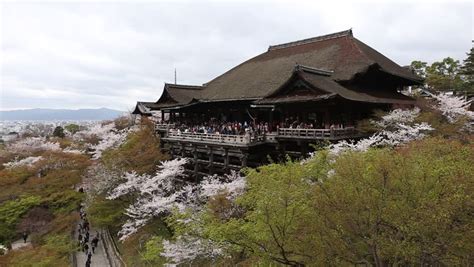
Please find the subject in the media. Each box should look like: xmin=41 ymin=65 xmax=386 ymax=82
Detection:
xmin=22 ymin=232 xmax=28 ymax=243
xmin=83 ymin=220 xmax=90 ymax=232
xmin=85 ymin=250 xmax=92 ymax=267
xmin=91 ymin=235 xmax=99 ymax=253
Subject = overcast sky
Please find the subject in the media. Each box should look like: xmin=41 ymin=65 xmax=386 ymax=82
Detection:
xmin=1 ymin=1 xmax=472 ymax=111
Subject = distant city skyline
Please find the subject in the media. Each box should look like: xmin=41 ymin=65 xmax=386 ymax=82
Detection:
xmin=1 ymin=1 xmax=472 ymax=111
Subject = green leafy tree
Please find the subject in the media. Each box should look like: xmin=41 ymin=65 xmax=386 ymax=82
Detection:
xmin=192 ymin=138 xmax=473 ymax=266
xmin=410 ymin=60 xmax=428 ymax=79
xmin=52 ymin=126 xmax=65 ymax=138
xmin=64 ymin=124 xmax=80 ymax=135
xmin=0 ymin=196 xmax=41 ymax=244
xmin=426 ymin=57 xmax=464 ymax=91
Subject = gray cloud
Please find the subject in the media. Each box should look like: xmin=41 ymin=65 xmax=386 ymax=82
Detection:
xmin=1 ymin=1 xmax=472 ymax=111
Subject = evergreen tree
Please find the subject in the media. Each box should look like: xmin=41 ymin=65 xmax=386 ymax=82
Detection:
xmin=460 ymin=46 xmax=474 ymax=91
xmin=52 ymin=126 xmax=65 ymax=138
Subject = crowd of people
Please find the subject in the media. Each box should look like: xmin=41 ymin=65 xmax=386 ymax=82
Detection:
xmin=164 ymin=117 xmax=352 ymax=136
xmin=77 ymin=205 xmax=100 ymax=267
xmin=168 ymin=119 xmax=273 ymax=135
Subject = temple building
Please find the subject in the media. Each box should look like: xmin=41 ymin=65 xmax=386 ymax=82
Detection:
xmin=132 ymin=29 xmax=422 ymax=175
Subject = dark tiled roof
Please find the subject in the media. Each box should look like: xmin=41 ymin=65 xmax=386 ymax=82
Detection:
xmin=133 ymin=84 xmax=203 ymax=114
xmin=199 ymin=29 xmax=422 ymax=101
xmin=138 ymin=30 xmax=421 ymax=109
xmin=256 ymin=68 xmax=415 ymax=105
xmin=132 ymin=101 xmax=156 ymax=115
xmin=268 ymin=29 xmax=353 ymax=51
xmin=156 ymin=83 xmax=203 ymax=106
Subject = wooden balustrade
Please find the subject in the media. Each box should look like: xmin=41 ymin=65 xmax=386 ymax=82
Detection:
xmin=162 ymin=127 xmax=357 ymax=145
xmin=165 ymin=131 xmax=264 ymax=145
xmin=155 ymin=123 xmax=176 ymax=131
xmin=277 ymin=127 xmax=356 ymax=139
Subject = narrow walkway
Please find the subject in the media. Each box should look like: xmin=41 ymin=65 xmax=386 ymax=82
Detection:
xmin=11 ymin=237 xmax=31 ymax=250
xmin=74 ymin=227 xmax=110 ymax=267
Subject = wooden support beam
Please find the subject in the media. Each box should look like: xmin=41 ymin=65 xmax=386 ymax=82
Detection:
xmin=208 ymin=147 xmax=214 ymax=174
xmin=181 ymin=143 xmax=186 ymax=157
xmin=193 ymin=145 xmax=198 ymax=177
xmin=240 ymin=153 xmax=248 ymax=168
xmin=224 ymin=148 xmax=229 ymax=170
xmin=281 ymin=143 xmax=286 ymax=156
xmin=301 ymin=141 xmax=308 ymax=157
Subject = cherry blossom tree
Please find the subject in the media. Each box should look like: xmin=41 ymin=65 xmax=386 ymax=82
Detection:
xmin=62 ymin=147 xmax=85 ymax=154
xmin=329 ymin=107 xmax=433 ymax=155
xmin=73 ymin=122 xmax=115 ymax=142
xmin=3 ymin=156 xmax=43 ymax=169
xmin=81 ymin=162 xmax=123 ymax=195
xmin=326 ymin=93 xmax=473 ymax=156
xmin=73 ymin=121 xmax=132 ymax=159
xmin=107 ymin=158 xmax=191 ymax=240
xmin=7 ymin=137 xmax=61 ymax=153
xmin=107 ymin=158 xmax=247 ymax=244
xmin=432 ymin=93 xmax=474 ymax=123
xmin=200 ymin=171 xmax=246 ymax=200
xmin=161 ymin=235 xmax=223 ymax=265
xmin=89 ymin=129 xmax=129 ymax=159
xmin=155 ymin=171 xmax=246 ymax=265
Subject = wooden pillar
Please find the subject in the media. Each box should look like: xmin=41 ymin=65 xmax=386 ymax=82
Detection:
xmin=240 ymin=152 xmax=248 ymax=168
xmin=161 ymin=110 xmax=165 ymax=122
xmin=193 ymin=145 xmax=198 ymax=176
xmin=159 ymin=133 xmax=164 ymax=149
xmin=281 ymin=143 xmax=286 ymax=156
xmin=224 ymin=148 xmax=229 ymax=170
xmin=324 ymin=110 xmax=330 ymax=128
xmin=181 ymin=143 xmax=186 ymax=157
xmin=224 ymin=147 xmax=229 ymax=170
xmin=301 ymin=141 xmax=308 ymax=157
xmin=208 ymin=147 xmax=214 ymax=174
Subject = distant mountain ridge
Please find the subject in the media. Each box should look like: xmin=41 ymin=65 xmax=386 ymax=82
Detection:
xmin=0 ymin=108 xmax=126 ymax=121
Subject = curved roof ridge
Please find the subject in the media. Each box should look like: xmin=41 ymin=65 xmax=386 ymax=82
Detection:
xmin=268 ymin=29 xmax=352 ymax=51
xmin=351 ymin=38 xmax=423 ymax=82
xmin=295 ymin=64 xmax=334 ymax=76
xmin=164 ymin=83 xmax=204 ymax=90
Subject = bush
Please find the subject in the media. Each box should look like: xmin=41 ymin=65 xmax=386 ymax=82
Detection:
xmin=88 ymin=196 xmax=128 ymax=229
xmin=198 ymin=138 xmax=474 ymax=266
xmin=0 ymin=196 xmax=41 ymax=244
xmin=101 ymin=120 xmax=168 ymax=174
xmin=114 ymin=116 xmax=131 ymax=131
xmin=64 ymin=124 xmax=80 ymax=135
xmin=52 ymin=126 xmax=65 ymax=138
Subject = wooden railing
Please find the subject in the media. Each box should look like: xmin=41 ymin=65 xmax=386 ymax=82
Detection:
xmin=277 ymin=127 xmax=356 ymax=139
xmin=165 ymin=131 xmax=265 ymax=145
xmin=162 ymin=127 xmax=357 ymax=145
xmin=155 ymin=123 xmax=175 ymax=131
